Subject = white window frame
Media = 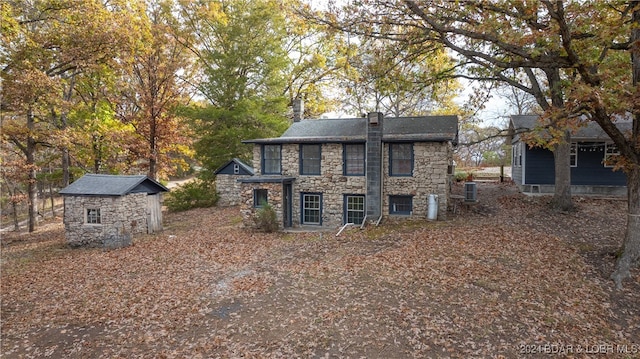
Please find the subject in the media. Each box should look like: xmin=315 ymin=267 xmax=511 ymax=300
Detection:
xmin=604 ymin=142 xmax=620 ymax=168
xmin=344 ymin=195 xmax=365 ymax=225
xmin=570 ymin=142 xmax=578 ymax=167
xmin=85 ymin=208 xmax=102 ymax=225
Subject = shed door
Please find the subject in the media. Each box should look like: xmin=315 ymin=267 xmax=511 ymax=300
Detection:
xmin=147 ymin=194 xmax=163 ymax=233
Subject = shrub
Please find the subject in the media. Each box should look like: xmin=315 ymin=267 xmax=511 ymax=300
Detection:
xmin=254 ymin=203 xmax=279 ymax=232
xmin=164 ymin=179 xmax=218 ymax=212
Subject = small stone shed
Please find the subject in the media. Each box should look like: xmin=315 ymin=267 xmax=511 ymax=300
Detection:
xmin=59 ymin=174 xmax=169 ymax=248
xmin=214 ymin=158 xmax=254 ymax=206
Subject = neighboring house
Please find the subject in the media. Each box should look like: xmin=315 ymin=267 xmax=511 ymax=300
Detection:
xmin=59 ymin=174 xmax=169 ymax=248
xmin=237 ymin=111 xmax=458 ymax=229
xmin=510 ymin=115 xmax=628 ymax=196
xmin=214 ymin=158 xmax=254 ymax=206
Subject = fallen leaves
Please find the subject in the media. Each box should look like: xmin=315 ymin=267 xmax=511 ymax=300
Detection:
xmin=1 ymin=183 xmax=638 ymax=358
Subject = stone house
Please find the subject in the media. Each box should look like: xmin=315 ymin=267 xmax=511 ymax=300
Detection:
xmin=214 ymin=158 xmax=254 ymax=206
xmin=238 ymin=111 xmax=458 ymax=229
xmin=59 ymin=174 xmax=169 ymax=248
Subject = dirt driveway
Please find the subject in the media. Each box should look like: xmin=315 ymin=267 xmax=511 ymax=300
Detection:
xmin=1 ymin=182 xmax=638 ymax=358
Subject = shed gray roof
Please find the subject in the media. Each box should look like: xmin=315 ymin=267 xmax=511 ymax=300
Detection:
xmin=59 ymin=174 xmax=169 ymax=196
xmin=243 ymin=115 xmax=458 ymax=144
xmin=510 ymin=115 xmax=632 ymax=142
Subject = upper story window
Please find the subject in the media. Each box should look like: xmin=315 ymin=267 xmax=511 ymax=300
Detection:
xmin=343 ymin=143 xmax=365 ymax=176
xmin=300 ymin=144 xmax=321 ymax=175
xmin=262 ymin=144 xmax=281 ymax=174
xmin=389 ymin=143 xmax=413 ymax=176
xmin=604 ymin=143 xmax=620 ymax=168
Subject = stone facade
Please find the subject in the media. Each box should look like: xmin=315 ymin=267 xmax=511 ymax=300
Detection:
xmin=240 ymin=181 xmax=285 ymax=228
xmin=241 ymin=141 xmax=452 ymax=229
xmin=63 ymin=193 xmax=151 ymax=248
xmin=216 ymin=174 xmax=252 ymax=206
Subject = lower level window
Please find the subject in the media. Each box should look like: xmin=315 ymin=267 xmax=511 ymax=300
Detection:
xmin=302 ymin=193 xmax=322 ymax=225
xmin=86 ymin=208 xmax=101 ymax=224
xmin=345 ymin=195 xmax=365 ymax=225
xmin=254 ymin=189 xmax=268 ymax=207
xmin=389 ymin=195 xmax=412 ymax=215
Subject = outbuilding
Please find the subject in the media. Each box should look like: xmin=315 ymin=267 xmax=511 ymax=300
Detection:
xmin=59 ymin=174 xmax=169 ymax=248
xmin=214 ymin=158 xmax=254 ymax=206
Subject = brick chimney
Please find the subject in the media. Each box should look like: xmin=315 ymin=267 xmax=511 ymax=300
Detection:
xmin=292 ymin=98 xmax=304 ymax=122
xmin=366 ymin=112 xmax=383 ymax=220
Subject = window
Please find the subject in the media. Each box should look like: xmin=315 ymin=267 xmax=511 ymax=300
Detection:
xmin=300 ymin=144 xmax=321 ymax=175
xmin=254 ymin=189 xmax=268 ymax=207
xmin=570 ymin=142 xmax=577 ymax=167
xmin=389 ymin=195 xmax=412 ymax=215
xmin=344 ymin=195 xmax=365 ymax=225
xmin=343 ymin=144 xmax=365 ymax=175
xmin=301 ymin=193 xmax=322 ymax=225
xmin=262 ymin=145 xmax=281 ymax=174
xmin=390 ymin=143 xmax=413 ymax=176
xmin=604 ymin=143 xmax=620 ymax=167
xmin=86 ymin=208 xmax=101 ymax=224
xmin=233 ymin=164 xmax=240 ymax=174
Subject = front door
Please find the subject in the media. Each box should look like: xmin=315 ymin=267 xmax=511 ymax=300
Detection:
xmin=283 ymin=182 xmax=292 ymax=228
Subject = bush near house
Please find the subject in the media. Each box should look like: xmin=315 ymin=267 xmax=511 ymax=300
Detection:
xmin=164 ymin=179 xmax=218 ymax=212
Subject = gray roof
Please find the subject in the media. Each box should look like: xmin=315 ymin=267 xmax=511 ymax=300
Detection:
xmin=510 ymin=115 xmax=632 ymax=141
xmin=243 ymin=115 xmax=458 ymax=144
xmin=59 ymin=174 xmax=169 ymax=196
xmin=213 ymin=158 xmax=255 ymax=175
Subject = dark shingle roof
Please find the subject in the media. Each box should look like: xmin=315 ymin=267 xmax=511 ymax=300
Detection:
xmin=214 ymin=158 xmax=255 ymax=175
xmin=59 ymin=174 xmax=169 ymax=196
xmin=243 ymin=115 xmax=458 ymax=144
xmin=510 ymin=115 xmax=632 ymax=141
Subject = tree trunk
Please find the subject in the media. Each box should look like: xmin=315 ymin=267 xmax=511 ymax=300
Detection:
xmin=26 ymin=108 xmax=38 ymax=233
xmin=11 ymin=200 xmax=20 ymax=231
xmin=550 ymin=131 xmax=573 ymax=212
xmin=611 ymin=166 xmax=640 ymax=289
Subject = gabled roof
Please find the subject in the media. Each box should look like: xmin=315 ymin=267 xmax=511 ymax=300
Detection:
xmin=510 ymin=115 xmax=633 ymax=142
xmin=214 ymin=158 xmax=255 ymax=176
xmin=243 ymin=115 xmax=458 ymax=144
xmin=59 ymin=174 xmax=169 ymax=196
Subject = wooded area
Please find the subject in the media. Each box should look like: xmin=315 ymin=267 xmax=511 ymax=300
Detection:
xmin=1 ymin=1 xmax=639 ymax=287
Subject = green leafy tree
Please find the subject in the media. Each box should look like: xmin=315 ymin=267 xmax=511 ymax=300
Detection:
xmin=176 ymin=0 xmax=290 ymax=175
xmin=1 ymin=0 xmax=142 ymax=231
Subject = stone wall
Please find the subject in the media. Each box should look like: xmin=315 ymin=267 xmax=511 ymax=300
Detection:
xmin=63 ymin=193 xmax=149 ymax=248
xmin=383 ymin=142 xmax=451 ymax=220
xmin=241 ymin=140 xmax=452 ymax=228
xmin=239 ymin=182 xmax=284 ymax=228
xmin=216 ymin=174 xmax=251 ymax=206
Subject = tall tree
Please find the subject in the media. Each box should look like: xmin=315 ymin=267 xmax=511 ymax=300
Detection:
xmin=175 ymin=0 xmax=289 ymax=174
xmin=1 ymin=0 xmax=141 ymax=231
xmin=117 ymin=0 xmax=194 ymax=180
xmin=318 ymin=0 xmax=640 ymax=287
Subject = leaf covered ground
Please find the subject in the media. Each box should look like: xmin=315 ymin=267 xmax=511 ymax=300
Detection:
xmin=1 ymin=182 xmax=639 ymax=358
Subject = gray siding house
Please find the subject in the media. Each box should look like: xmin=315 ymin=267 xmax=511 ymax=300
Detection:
xmin=238 ymin=112 xmax=458 ymax=229
xmin=59 ymin=174 xmax=169 ymax=248
xmin=510 ymin=115 xmax=628 ymax=196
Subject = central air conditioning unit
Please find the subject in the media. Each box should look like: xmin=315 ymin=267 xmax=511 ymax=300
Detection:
xmin=464 ymin=182 xmax=477 ymax=202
